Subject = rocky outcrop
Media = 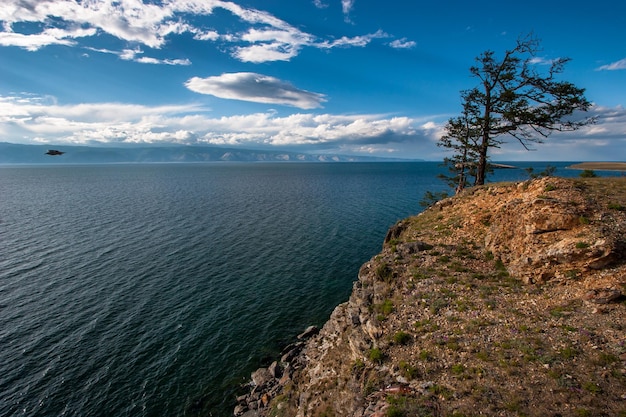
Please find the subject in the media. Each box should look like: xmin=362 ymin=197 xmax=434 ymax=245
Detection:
xmin=236 ymin=177 xmax=626 ymax=417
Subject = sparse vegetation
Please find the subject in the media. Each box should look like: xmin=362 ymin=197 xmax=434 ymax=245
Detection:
xmin=368 ymin=347 xmax=384 ymax=364
xmin=375 ymin=262 xmax=394 ymax=282
xmin=392 ymin=331 xmax=411 ymax=345
xmin=246 ymin=177 xmax=626 ymax=417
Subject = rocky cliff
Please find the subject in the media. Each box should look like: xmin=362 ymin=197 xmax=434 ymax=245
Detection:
xmin=236 ymin=177 xmax=626 ymax=417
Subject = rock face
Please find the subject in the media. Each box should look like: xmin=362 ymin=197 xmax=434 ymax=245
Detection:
xmin=236 ymin=177 xmax=626 ymax=417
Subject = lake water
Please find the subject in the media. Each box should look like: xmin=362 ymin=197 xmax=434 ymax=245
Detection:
xmin=0 ymin=161 xmax=616 ymax=416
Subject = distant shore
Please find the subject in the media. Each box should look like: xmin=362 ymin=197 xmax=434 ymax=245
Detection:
xmin=567 ymin=162 xmax=626 ymax=171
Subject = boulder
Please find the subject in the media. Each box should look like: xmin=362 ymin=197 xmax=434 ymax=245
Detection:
xmin=251 ymin=368 xmax=273 ymax=387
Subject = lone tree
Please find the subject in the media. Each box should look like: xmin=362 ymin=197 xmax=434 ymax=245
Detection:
xmin=439 ymin=35 xmax=594 ymax=191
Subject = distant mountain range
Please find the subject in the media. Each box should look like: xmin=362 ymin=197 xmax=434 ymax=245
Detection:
xmin=0 ymin=142 xmax=415 ymax=164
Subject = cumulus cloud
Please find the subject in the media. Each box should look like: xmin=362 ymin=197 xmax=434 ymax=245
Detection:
xmin=184 ymin=73 xmax=326 ymax=109
xmin=1 ymin=95 xmax=622 ymax=160
xmin=596 ymin=58 xmax=626 ymax=71
xmin=0 ymin=93 xmax=436 ymax=155
xmin=389 ymin=38 xmax=416 ymax=49
xmin=0 ymin=0 xmax=403 ymax=64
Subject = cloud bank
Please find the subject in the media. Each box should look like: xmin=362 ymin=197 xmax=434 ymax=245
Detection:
xmin=184 ymin=73 xmax=326 ymax=109
xmin=0 ymin=93 xmax=434 ymax=154
xmin=0 ymin=0 xmax=406 ymax=64
xmin=1 ymin=94 xmax=623 ymax=160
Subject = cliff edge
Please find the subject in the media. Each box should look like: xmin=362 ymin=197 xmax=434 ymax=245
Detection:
xmin=237 ymin=177 xmax=626 ymax=417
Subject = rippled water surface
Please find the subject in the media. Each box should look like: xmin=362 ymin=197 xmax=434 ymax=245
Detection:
xmin=0 ymin=162 xmax=603 ymax=416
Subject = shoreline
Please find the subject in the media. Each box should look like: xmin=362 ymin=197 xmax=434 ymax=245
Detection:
xmin=567 ymin=161 xmax=626 ymax=171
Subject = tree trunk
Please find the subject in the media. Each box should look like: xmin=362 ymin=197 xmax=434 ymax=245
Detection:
xmin=475 ymin=142 xmax=488 ymax=186
xmin=476 ymin=89 xmax=491 ymax=186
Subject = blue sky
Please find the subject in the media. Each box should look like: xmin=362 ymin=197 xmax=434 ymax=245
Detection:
xmin=0 ymin=0 xmax=625 ymax=161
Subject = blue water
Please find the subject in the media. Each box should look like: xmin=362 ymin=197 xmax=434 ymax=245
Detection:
xmin=0 ymin=162 xmax=618 ymax=416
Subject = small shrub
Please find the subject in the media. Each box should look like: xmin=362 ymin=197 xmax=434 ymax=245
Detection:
xmin=494 ymin=258 xmax=506 ymax=271
xmin=582 ymin=381 xmax=602 ymax=394
xmin=393 ymin=331 xmax=411 ymax=345
xmin=608 ymin=202 xmax=625 ymax=211
xmin=376 ymin=299 xmax=394 ymax=316
xmin=429 ymin=297 xmax=448 ymax=314
xmin=375 ymin=263 xmax=394 ymax=282
xmin=451 ymin=364 xmax=465 ymax=375
xmin=544 ymin=183 xmax=557 ymax=192
xmin=559 ymin=346 xmax=579 ymax=360
xmin=428 ymin=384 xmax=453 ymax=400
xmin=352 ymin=358 xmax=365 ymax=375
xmin=368 ymin=347 xmax=384 ymax=364
xmin=437 ymin=255 xmax=451 ymax=263
xmin=594 ymin=352 xmax=619 ymax=366
xmin=398 ymin=360 xmax=419 ymax=380
xmin=386 ymin=406 xmax=404 ymax=417
xmin=579 ymin=169 xmax=597 ymax=178
xmin=420 ymin=190 xmax=449 ymax=208
xmin=575 ymin=241 xmax=590 ymax=249
xmin=579 ymin=216 xmax=590 ymax=225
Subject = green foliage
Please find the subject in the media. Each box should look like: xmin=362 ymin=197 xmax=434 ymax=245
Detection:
xmin=368 ymin=347 xmax=384 ymax=364
xmin=438 ymin=34 xmax=593 ymax=189
xmin=579 ymin=169 xmax=597 ymax=178
xmin=451 ymin=364 xmax=465 ymax=375
xmin=375 ymin=299 xmax=394 ymax=317
xmin=526 ymin=165 xmax=558 ymax=179
xmin=386 ymin=395 xmax=437 ymax=417
xmin=375 ymin=263 xmax=394 ymax=282
xmin=393 ymin=331 xmax=411 ymax=345
xmin=398 ymin=360 xmax=419 ymax=380
xmin=582 ymin=381 xmax=602 ymax=394
xmin=351 ymin=358 xmax=365 ymax=375
xmin=419 ymin=190 xmax=449 ymax=208
xmin=575 ymin=241 xmax=590 ymax=249
xmin=608 ymin=202 xmax=625 ymax=211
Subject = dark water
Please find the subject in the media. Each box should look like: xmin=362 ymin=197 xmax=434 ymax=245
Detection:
xmin=0 ymin=162 xmax=617 ymax=416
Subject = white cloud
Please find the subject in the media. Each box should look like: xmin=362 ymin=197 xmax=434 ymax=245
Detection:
xmin=596 ymin=58 xmax=626 ymax=71
xmin=318 ymin=29 xmax=388 ymax=48
xmin=529 ymin=56 xmax=558 ymax=65
xmin=312 ymin=0 xmax=329 ymax=9
xmin=389 ymin=38 xmax=416 ymax=49
xmin=184 ymin=73 xmax=326 ymax=109
xmin=119 ymin=47 xmax=191 ymax=65
xmin=0 ymin=0 xmax=404 ymax=63
xmin=342 ymin=0 xmax=355 ymax=22
xmin=0 ymin=93 xmax=435 ymax=155
xmin=2 ymin=95 xmax=622 ymax=160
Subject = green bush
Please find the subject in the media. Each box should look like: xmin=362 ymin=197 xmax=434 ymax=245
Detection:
xmin=368 ymin=348 xmax=384 ymax=364
xmin=393 ymin=331 xmax=411 ymax=345
xmin=579 ymin=169 xmax=597 ymax=178
xmin=375 ymin=263 xmax=394 ymax=282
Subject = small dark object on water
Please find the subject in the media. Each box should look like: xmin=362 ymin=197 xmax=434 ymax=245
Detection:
xmin=45 ymin=149 xmax=65 ymax=156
